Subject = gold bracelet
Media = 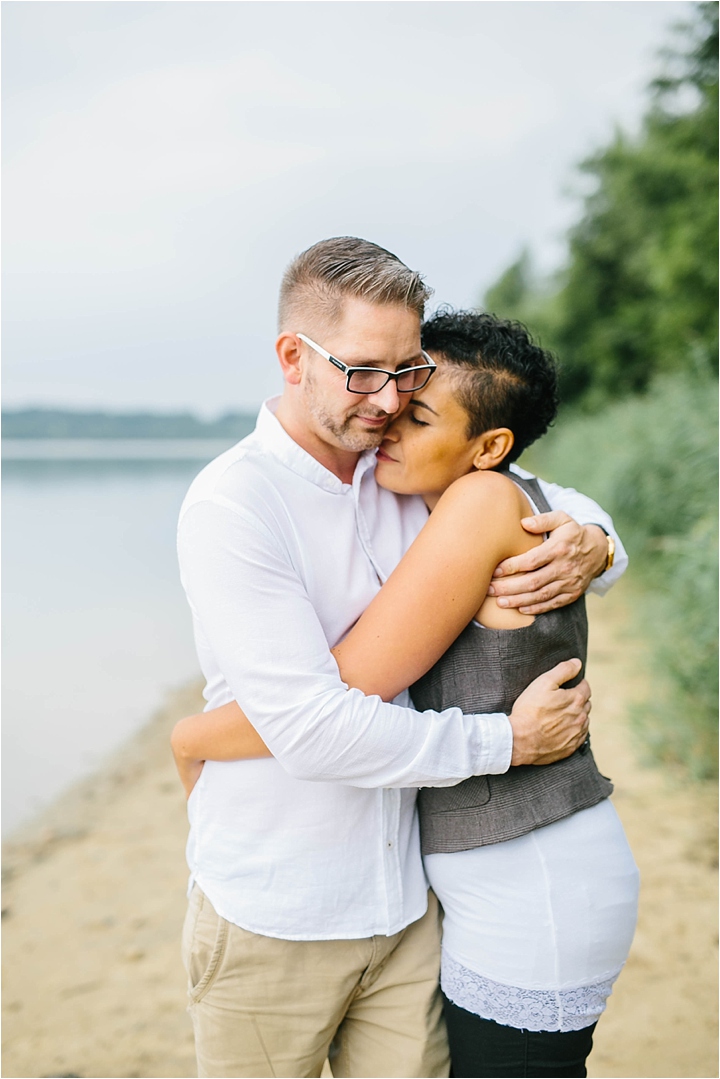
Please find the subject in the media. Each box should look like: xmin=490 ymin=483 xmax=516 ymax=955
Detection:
xmin=604 ymin=534 xmax=615 ymax=573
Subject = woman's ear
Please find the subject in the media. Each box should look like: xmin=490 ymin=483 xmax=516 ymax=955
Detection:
xmin=276 ymin=333 xmax=304 ymax=386
xmin=471 ymin=428 xmax=515 ymax=470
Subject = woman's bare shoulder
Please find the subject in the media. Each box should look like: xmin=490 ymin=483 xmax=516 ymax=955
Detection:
xmin=414 ymin=469 xmax=537 ymax=571
xmin=433 ymin=469 xmax=523 ymax=521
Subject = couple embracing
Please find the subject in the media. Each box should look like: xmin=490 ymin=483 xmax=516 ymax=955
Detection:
xmin=173 ymin=237 xmax=639 ymax=1079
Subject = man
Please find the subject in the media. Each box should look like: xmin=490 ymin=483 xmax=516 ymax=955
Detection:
xmin=177 ymin=237 xmax=625 ymax=1078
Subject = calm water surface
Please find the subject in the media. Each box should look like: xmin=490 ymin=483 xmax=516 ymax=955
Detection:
xmin=2 ymin=442 xmax=246 ymax=835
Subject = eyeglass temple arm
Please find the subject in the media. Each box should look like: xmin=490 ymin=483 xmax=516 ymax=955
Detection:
xmin=297 ymin=332 xmax=349 ymax=372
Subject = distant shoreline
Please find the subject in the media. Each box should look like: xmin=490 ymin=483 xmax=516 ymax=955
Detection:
xmin=2 ymin=407 xmax=258 ymax=440
xmin=2 ymin=438 xmax=241 ymax=461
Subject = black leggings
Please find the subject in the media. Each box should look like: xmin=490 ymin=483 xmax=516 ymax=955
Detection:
xmin=443 ymin=993 xmax=597 ymax=1078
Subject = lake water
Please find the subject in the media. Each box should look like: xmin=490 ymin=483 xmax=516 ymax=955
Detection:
xmin=2 ymin=437 xmax=252 ymax=836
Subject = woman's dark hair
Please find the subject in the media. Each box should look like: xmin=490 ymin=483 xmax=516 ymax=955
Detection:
xmin=421 ymin=308 xmax=559 ymax=463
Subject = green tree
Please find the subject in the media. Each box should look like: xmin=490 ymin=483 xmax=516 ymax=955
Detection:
xmin=484 ymin=250 xmax=533 ymax=315
xmin=483 ymin=250 xmax=562 ymax=355
xmin=484 ymin=2 xmax=718 ymax=408
xmin=486 ymin=4 xmax=719 ymax=776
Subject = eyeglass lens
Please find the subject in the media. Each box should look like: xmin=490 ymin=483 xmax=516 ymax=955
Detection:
xmin=347 ymin=366 xmax=433 ymax=394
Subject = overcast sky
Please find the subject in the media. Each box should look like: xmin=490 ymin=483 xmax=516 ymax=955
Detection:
xmin=3 ymin=0 xmax=690 ymax=415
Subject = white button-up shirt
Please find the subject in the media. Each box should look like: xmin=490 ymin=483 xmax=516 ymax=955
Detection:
xmin=177 ymin=398 xmax=626 ymax=940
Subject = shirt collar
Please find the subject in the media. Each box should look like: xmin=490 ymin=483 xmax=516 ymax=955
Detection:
xmin=255 ymin=397 xmax=378 ymax=495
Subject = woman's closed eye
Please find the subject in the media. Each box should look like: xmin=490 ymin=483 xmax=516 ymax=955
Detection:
xmin=409 ymin=412 xmax=430 ymax=427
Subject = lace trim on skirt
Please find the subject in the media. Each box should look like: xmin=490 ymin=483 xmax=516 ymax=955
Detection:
xmin=441 ymin=950 xmax=622 ymax=1033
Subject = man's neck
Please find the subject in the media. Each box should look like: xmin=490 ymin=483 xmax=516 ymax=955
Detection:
xmin=274 ymin=399 xmax=360 ymax=485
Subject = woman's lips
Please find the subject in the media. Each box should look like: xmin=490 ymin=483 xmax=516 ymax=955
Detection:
xmin=376 ymin=446 xmax=397 ymax=462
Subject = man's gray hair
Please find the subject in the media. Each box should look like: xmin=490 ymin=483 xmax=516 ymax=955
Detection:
xmin=278 ymin=236 xmax=432 ymax=331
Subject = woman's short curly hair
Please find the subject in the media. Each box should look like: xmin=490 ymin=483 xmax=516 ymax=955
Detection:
xmin=421 ymin=308 xmax=559 ymax=463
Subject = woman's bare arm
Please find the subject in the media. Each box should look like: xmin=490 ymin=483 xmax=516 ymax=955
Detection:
xmin=172 ymin=471 xmax=540 ymax=791
xmin=171 ymin=704 xmax=270 ymax=796
xmin=333 ymin=471 xmax=540 ymax=701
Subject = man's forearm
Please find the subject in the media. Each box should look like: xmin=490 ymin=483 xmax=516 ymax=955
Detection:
xmin=582 ymin=524 xmax=611 ymax=581
xmin=181 ymin=667 xmax=588 ymax=784
xmin=531 ymin=472 xmax=628 ymax=593
xmin=231 ymin=684 xmax=513 ymax=789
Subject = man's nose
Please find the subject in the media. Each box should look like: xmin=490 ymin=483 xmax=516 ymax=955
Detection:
xmin=367 ymin=378 xmax=400 ymax=415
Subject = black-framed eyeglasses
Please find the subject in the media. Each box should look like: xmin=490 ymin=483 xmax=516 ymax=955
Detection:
xmin=297 ymin=333 xmax=437 ymax=395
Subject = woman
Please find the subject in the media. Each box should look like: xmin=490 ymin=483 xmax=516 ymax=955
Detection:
xmin=172 ymin=310 xmax=639 ymax=1078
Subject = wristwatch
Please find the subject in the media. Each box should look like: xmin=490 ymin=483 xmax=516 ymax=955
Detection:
xmin=593 ymin=526 xmax=615 ymax=574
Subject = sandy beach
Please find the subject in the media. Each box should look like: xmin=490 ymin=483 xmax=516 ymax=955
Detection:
xmin=2 ymin=583 xmax=717 ymax=1079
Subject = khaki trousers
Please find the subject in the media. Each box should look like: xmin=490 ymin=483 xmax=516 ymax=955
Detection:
xmin=181 ymin=885 xmax=449 ymax=1078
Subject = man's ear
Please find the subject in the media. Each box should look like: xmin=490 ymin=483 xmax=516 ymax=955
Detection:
xmin=276 ymin=333 xmax=304 ymax=386
xmin=471 ymin=428 xmax=515 ymax=470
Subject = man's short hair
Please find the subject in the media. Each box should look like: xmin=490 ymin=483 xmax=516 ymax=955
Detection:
xmin=278 ymin=237 xmax=432 ymax=332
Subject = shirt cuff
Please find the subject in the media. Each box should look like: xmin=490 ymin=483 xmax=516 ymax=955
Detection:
xmin=472 ymin=712 xmax=513 ymax=775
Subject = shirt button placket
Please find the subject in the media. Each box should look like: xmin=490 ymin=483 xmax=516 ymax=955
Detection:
xmin=381 ymin=789 xmax=403 ymax=930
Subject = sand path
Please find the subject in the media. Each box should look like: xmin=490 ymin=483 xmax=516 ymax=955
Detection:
xmin=2 ymin=582 xmax=717 ymax=1078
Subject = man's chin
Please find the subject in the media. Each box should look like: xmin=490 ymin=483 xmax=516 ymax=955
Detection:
xmin=337 ymin=419 xmax=388 ymax=452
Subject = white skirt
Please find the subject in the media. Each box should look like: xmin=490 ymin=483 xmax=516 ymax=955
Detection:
xmin=424 ymin=799 xmax=639 ymax=1032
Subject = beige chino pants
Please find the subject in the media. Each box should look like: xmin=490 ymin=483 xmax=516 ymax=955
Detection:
xmin=181 ymin=885 xmax=449 ymax=1079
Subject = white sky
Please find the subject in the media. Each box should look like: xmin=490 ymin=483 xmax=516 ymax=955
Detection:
xmin=3 ymin=0 xmax=691 ymax=415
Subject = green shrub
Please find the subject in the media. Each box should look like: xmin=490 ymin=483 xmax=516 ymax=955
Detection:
xmin=523 ymin=371 xmax=718 ymax=776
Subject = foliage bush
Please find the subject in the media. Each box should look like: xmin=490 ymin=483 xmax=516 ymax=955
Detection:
xmin=485 ymin=5 xmax=718 ymax=776
xmin=523 ymin=372 xmax=718 ymax=777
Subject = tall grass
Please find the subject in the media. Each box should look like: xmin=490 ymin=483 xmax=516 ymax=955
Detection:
xmin=522 ymin=371 xmax=718 ymax=778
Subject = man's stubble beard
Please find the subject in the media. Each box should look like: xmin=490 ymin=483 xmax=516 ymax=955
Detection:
xmin=303 ymin=367 xmax=391 ymax=452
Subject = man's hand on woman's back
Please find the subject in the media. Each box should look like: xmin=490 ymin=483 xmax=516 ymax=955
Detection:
xmin=488 ymin=513 xmax=609 ymax=614
xmin=508 ymin=658 xmax=591 ymax=766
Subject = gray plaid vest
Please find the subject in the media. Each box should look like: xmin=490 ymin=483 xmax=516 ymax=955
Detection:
xmin=411 ymin=470 xmax=613 ymax=856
